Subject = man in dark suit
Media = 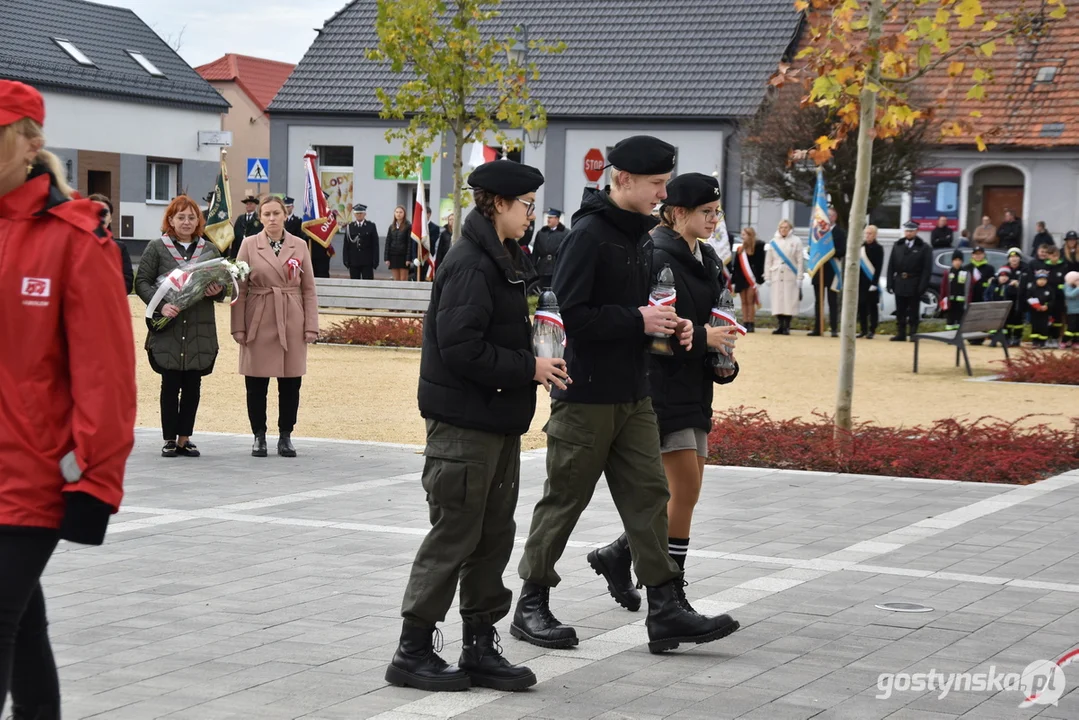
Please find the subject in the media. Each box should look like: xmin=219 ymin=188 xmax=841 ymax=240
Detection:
xmin=230 ymin=194 xmax=262 ymax=259
xmin=342 ymin=203 xmax=380 ymax=280
xmin=887 ymin=220 xmax=934 ymax=341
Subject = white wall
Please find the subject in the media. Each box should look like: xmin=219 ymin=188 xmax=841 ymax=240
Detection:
xmin=39 ymin=91 xmax=222 ymax=162
xmin=286 ymin=125 xmax=444 ymax=229
xmin=562 ymin=128 xmax=724 ymax=223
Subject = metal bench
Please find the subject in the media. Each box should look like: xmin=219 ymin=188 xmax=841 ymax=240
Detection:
xmin=314 ymin=278 xmax=431 ymax=318
xmin=912 ymin=300 xmax=1011 ymax=376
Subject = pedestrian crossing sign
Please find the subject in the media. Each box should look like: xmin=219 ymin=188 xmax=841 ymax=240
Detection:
xmin=247 ymin=158 xmax=269 ymax=183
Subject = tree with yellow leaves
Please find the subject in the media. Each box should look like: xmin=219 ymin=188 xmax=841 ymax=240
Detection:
xmin=368 ymin=0 xmax=564 ymax=242
xmin=775 ymin=0 xmax=1067 ymax=440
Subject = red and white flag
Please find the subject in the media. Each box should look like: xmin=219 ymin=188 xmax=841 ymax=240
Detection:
xmin=411 ymin=174 xmax=434 ymax=279
xmin=468 ymin=142 xmax=499 ymax=168
xmin=301 ymin=149 xmax=338 ymax=249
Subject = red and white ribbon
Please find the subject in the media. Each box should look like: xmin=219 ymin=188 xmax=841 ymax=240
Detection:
xmin=286 ymin=257 xmax=302 ymax=282
xmin=737 ymin=249 xmax=756 ymax=289
xmin=711 ymin=307 xmax=747 ymax=335
xmin=648 ymin=292 xmax=677 ymax=307
xmin=534 ymin=310 xmax=564 ymax=330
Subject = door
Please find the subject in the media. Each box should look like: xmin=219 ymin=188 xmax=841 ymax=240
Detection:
xmin=981 ymin=186 xmax=1024 ymax=227
xmin=86 ymin=170 xmax=113 ymax=235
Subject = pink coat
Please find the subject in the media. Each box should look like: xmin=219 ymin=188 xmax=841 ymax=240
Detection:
xmin=230 ymin=230 xmax=319 ymax=378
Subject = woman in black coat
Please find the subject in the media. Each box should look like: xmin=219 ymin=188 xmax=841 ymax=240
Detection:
xmin=731 ymin=226 xmax=765 ymax=332
xmin=388 ymin=161 xmax=568 ymax=694
xmin=384 ymin=206 xmax=411 ymax=281
xmin=599 ymin=173 xmax=739 ymax=595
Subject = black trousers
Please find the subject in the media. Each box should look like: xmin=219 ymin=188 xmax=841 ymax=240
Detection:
xmin=1067 ymin=314 xmax=1079 ymax=340
xmin=895 ymin=295 xmax=920 ymax=336
xmin=245 ymin=376 xmax=302 ymax=435
xmin=812 ymin=270 xmax=840 ymax=333
xmin=858 ymin=290 xmax=879 ymax=333
xmin=349 ymin=265 xmax=374 ymax=280
xmin=160 ymin=369 xmax=202 ymax=440
xmin=0 ymin=530 xmax=60 ymax=717
xmin=1030 ymin=313 xmax=1051 ymax=342
xmin=945 ymin=302 xmax=965 ymax=328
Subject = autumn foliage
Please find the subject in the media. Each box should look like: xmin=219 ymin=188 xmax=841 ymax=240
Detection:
xmin=994 ymin=350 xmax=1079 ymax=386
xmin=707 ymin=407 xmax=1078 ymax=484
xmin=320 ymin=317 xmax=424 ymax=348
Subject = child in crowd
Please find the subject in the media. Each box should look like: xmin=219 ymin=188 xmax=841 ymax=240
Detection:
xmin=940 ymin=249 xmax=968 ymax=330
xmin=987 ymin=266 xmax=1022 ymax=347
xmin=1043 ymin=245 xmax=1067 ymax=347
xmin=1026 ymin=269 xmax=1055 ymax=348
xmin=1064 ymin=271 xmax=1079 ymax=349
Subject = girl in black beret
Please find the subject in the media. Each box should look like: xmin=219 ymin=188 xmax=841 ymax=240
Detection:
xmin=387 ymin=160 xmax=569 ymax=693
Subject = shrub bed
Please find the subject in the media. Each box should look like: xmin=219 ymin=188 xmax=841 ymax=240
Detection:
xmin=993 ymin=350 xmax=1079 ymax=386
xmin=320 ymin=317 xmax=423 ymax=348
xmin=707 ymin=407 xmax=1078 ymax=484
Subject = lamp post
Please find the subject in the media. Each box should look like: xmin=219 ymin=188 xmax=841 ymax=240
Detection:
xmin=506 ymin=25 xmax=528 ymax=65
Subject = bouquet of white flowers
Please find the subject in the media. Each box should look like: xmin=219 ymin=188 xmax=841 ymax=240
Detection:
xmin=144 ymin=257 xmax=250 ymax=331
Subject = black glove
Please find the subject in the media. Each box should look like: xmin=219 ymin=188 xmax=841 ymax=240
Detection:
xmin=59 ymin=491 xmax=113 ymax=546
xmin=887 ymin=287 xmax=894 ymax=294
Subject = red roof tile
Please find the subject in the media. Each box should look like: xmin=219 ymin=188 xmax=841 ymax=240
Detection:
xmin=195 ymin=54 xmax=295 ymax=113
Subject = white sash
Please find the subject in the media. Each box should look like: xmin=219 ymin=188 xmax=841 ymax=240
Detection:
xmin=161 ymin=235 xmax=206 ymax=268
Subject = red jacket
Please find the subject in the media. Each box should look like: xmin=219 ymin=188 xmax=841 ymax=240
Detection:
xmin=0 ymin=170 xmax=136 ymax=530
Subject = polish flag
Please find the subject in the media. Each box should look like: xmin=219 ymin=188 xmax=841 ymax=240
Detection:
xmin=468 ymin=142 xmax=499 ymax=168
xmin=411 ymin=174 xmax=434 ymax=280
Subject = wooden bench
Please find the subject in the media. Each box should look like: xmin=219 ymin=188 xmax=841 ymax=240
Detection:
xmin=912 ymin=300 xmax=1012 ymax=376
xmin=314 ymin=278 xmax=431 ymax=318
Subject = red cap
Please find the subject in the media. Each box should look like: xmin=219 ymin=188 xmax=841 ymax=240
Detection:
xmin=0 ymin=81 xmax=45 ymax=126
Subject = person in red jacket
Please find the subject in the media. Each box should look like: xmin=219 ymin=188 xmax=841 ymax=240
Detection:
xmin=0 ymin=80 xmax=136 ymax=718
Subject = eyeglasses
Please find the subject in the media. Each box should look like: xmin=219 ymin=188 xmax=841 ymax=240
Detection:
xmin=699 ymin=208 xmax=725 ymax=221
xmin=516 ymin=198 xmax=536 ymax=215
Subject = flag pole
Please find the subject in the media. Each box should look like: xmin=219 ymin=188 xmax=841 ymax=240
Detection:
xmin=818 ymin=270 xmax=825 ymax=335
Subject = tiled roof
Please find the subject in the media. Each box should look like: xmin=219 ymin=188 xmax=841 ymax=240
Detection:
xmin=196 ymin=54 xmax=296 ymax=113
xmin=270 ymin=0 xmax=804 ymax=118
xmin=0 ymin=0 xmax=228 ymax=111
xmin=918 ymin=4 xmax=1079 ymax=148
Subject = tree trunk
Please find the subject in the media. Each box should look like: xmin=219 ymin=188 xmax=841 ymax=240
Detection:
xmin=834 ymin=0 xmax=884 ymax=445
xmin=452 ymin=128 xmax=464 ymax=244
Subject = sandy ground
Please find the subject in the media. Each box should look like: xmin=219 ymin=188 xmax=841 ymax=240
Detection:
xmin=130 ymin=299 xmax=1077 ymax=450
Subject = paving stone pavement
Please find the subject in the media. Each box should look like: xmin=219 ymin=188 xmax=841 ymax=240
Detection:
xmin=35 ymin=429 xmax=1079 ymax=719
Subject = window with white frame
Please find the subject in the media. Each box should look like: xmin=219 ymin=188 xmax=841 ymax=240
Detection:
xmin=53 ymin=38 xmax=95 ymax=66
xmin=740 ymin=184 xmax=759 ymax=230
xmin=128 ymin=51 xmax=165 ymax=77
xmin=146 ymin=161 xmax=179 ymax=202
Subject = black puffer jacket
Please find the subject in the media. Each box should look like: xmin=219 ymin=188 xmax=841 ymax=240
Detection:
xmin=385 ymin=222 xmax=411 ymax=259
xmin=417 ymin=209 xmax=537 ymax=435
xmin=648 ymin=227 xmax=738 ymax=436
xmin=551 ymin=188 xmax=654 ymax=405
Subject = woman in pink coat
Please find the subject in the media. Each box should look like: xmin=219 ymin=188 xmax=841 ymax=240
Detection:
xmin=231 ymin=196 xmax=319 ymax=458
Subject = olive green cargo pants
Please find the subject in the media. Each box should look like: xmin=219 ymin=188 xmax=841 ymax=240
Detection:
xmin=401 ymin=419 xmax=521 ymax=628
xmin=518 ymin=398 xmax=681 ymax=588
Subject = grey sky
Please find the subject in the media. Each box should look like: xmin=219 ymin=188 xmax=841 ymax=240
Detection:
xmin=101 ymin=0 xmax=347 ymax=67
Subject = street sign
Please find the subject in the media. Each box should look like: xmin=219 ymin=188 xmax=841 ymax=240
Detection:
xmin=198 ymin=130 xmax=232 ymax=147
xmin=583 ymin=148 xmax=605 ymax=182
xmin=247 ymin=158 xmax=270 ymax=183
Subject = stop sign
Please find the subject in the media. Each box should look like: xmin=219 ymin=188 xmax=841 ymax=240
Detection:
xmin=583 ymin=148 xmax=605 ymax=182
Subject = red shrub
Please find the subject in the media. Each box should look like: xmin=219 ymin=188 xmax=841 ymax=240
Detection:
xmin=707 ymin=407 xmax=1079 ymax=484
xmin=320 ymin=317 xmax=423 ymax=348
xmin=994 ymin=350 xmax=1079 ymax=386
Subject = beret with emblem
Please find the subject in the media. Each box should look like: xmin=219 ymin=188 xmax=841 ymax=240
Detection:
xmin=663 ymin=172 xmax=721 ymax=208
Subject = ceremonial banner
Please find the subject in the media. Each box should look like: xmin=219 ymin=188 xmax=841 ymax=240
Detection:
xmin=301 ymin=149 xmax=338 ymax=248
xmin=411 ymin=174 xmax=434 ymax=278
xmin=203 ymin=155 xmax=234 ymax=253
xmin=807 ymin=169 xmax=842 ymax=291
xmin=320 ymin=169 xmax=354 ymax=227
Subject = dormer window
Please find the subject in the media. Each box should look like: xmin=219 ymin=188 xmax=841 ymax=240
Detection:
xmin=1035 ymin=66 xmax=1058 ymax=83
xmin=53 ymin=38 xmax=94 ymax=66
xmin=128 ymin=51 xmax=165 ymax=77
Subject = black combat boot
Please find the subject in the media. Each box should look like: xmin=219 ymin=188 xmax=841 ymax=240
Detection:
xmin=458 ymin=622 xmax=536 ymax=691
xmin=277 ymin=433 xmax=297 ymax=457
xmin=587 ymin=533 xmax=641 ymax=611
xmin=251 ymin=433 xmax=268 ymax=457
xmin=10 ymin=704 xmax=61 ymax=720
xmin=510 ymin=581 xmax=578 ymax=649
xmin=385 ymin=622 xmax=471 ymax=691
xmin=645 ymin=578 xmax=740 ymax=654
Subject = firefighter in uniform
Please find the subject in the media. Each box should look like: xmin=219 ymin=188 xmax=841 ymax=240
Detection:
xmin=512 ymin=135 xmax=740 ymax=655
xmin=283 ymin=196 xmax=303 ymax=238
xmin=342 ymin=203 xmax=380 ymax=280
xmin=386 ymin=161 xmax=568 ymax=693
xmin=887 ymin=220 xmax=933 ymax=341
xmin=532 ymin=208 xmax=567 ymax=290
xmin=229 ymin=193 xmax=262 ymax=259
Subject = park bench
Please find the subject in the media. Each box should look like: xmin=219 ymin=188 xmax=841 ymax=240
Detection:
xmin=912 ymin=300 xmax=1011 ymax=376
xmin=314 ymin=278 xmax=431 ymax=318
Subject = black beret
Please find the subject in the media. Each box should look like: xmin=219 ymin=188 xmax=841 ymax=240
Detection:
xmin=607 ymin=135 xmax=677 ymax=175
xmin=468 ymin=160 xmax=544 ymax=195
xmin=663 ymin=172 xmax=721 ymax=208
xmin=1066 ymin=230 xmax=1078 ymax=240
xmin=903 ymin=221 xmax=919 ymax=230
